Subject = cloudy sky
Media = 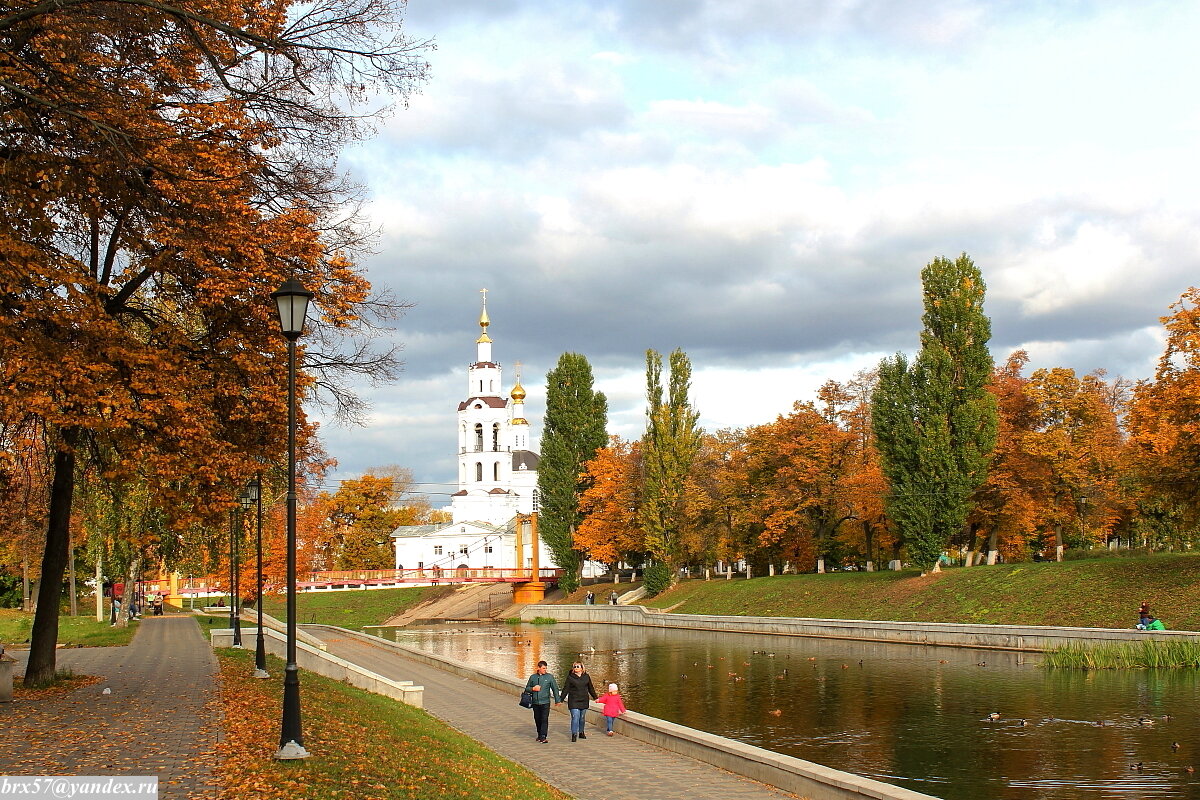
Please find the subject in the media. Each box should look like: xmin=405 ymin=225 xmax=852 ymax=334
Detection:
xmin=311 ymin=1 xmax=1200 ymax=504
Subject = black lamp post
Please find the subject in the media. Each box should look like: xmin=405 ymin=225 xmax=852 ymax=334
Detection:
xmin=271 ymin=276 xmax=313 ymax=760
xmin=245 ymin=476 xmax=269 ymax=679
xmin=230 ymin=507 xmax=242 ymax=647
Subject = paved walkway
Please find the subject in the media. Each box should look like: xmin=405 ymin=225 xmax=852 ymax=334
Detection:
xmin=307 ymin=628 xmax=799 ymax=800
xmin=1 ymin=616 xmax=222 ymax=800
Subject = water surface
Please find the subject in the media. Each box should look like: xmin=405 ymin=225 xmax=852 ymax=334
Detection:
xmin=383 ymin=622 xmax=1200 ymax=800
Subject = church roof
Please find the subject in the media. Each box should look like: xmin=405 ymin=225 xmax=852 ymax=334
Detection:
xmin=390 ymin=520 xmax=510 ymax=539
xmin=458 ymin=396 xmax=507 ymax=411
xmin=512 ymin=450 xmax=540 ymax=471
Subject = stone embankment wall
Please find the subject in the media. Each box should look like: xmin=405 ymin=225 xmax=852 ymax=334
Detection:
xmin=519 ymin=604 xmax=1200 ymax=652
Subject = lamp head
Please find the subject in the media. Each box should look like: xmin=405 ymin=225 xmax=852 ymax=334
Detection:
xmin=271 ymin=277 xmax=314 ymax=340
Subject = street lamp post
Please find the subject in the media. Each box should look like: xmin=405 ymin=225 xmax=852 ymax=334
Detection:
xmin=244 ymin=477 xmax=269 ymax=679
xmin=230 ymin=508 xmax=242 ymax=647
xmin=272 ymin=277 xmax=313 ymax=761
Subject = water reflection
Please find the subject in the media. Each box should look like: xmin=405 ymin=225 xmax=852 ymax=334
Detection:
xmin=385 ymin=622 xmax=1200 ymax=800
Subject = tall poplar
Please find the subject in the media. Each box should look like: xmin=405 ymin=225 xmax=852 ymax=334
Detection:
xmin=537 ymin=353 xmax=608 ymax=593
xmin=639 ymin=348 xmax=702 ymax=592
xmin=872 ymin=253 xmax=998 ymax=572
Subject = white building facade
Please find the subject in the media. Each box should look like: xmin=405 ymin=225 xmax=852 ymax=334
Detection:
xmin=391 ymin=295 xmax=554 ymax=572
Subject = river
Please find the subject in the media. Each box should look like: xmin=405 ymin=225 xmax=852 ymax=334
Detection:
xmin=380 ymin=621 xmax=1200 ymax=800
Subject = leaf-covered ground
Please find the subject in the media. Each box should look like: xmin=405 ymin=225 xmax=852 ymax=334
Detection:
xmin=216 ymin=648 xmax=570 ymax=800
xmin=640 ymin=553 xmax=1200 ymax=630
xmin=0 ymin=608 xmax=139 ymax=648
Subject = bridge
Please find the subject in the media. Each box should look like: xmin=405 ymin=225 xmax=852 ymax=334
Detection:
xmin=295 ymin=567 xmax=562 ymax=591
xmin=140 ymin=567 xmax=563 ymax=600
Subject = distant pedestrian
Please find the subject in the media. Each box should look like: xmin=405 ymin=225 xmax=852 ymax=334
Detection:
xmin=609 ymin=591 xmax=618 ymax=606
xmin=152 ymin=594 xmax=164 ymax=616
xmin=1138 ymin=601 xmax=1152 ymax=628
xmin=524 ymin=660 xmax=561 ymax=743
xmin=585 ymin=591 xmax=595 ymax=605
xmin=562 ymin=661 xmax=598 ymax=741
xmin=598 ymin=682 xmax=627 ymax=736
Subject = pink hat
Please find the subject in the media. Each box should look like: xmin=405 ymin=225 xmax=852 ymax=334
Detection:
xmin=608 ymin=683 xmax=618 ymax=692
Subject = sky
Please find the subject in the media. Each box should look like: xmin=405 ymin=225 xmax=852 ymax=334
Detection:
xmin=310 ymin=1 xmax=1200 ymax=505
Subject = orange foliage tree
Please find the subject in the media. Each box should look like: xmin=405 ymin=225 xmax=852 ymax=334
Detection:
xmin=576 ymin=438 xmax=646 ymax=566
xmin=3 ymin=0 xmax=430 ymax=683
xmin=741 ymin=400 xmax=857 ymax=572
xmin=967 ymin=352 xmax=1050 ymax=563
xmin=1127 ymin=286 xmax=1200 ymax=545
xmin=1023 ymin=367 xmax=1125 ymax=560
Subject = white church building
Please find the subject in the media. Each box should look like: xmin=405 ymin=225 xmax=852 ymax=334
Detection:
xmin=390 ymin=295 xmax=556 ymax=572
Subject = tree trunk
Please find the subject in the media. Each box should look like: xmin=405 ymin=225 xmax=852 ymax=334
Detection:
xmin=21 ymin=560 xmax=29 ymax=612
xmin=118 ymin=554 xmax=142 ymax=628
xmin=816 ymin=556 xmax=826 ymax=574
xmin=25 ymin=426 xmax=80 ymax=687
xmin=863 ymin=521 xmax=875 ymax=570
xmin=68 ymin=526 xmax=78 ymax=617
xmin=986 ymin=527 xmax=999 ymax=565
xmin=1054 ymin=522 xmax=1064 ymax=562
xmin=95 ymin=551 xmax=104 ymax=622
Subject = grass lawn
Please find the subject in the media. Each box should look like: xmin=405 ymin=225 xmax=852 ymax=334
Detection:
xmin=0 ymin=607 xmax=138 ymax=648
xmin=640 ymin=553 xmax=1200 ymax=630
xmin=254 ymin=585 xmax=450 ymax=630
xmin=217 ymin=648 xmax=569 ymax=800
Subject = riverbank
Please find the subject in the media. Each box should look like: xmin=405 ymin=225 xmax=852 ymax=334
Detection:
xmin=635 ymin=553 xmax=1200 ymax=631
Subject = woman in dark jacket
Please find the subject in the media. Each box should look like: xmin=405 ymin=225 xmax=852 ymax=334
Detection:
xmin=562 ymin=661 xmax=598 ymax=742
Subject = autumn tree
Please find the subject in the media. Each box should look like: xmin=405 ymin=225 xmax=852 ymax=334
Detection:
xmin=1126 ymin=287 xmax=1200 ymax=545
xmin=742 ymin=401 xmax=857 ymax=573
xmin=575 ymin=437 xmax=645 ymax=566
xmin=1024 ymin=368 xmax=1125 ymax=559
xmin=639 ymin=349 xmax=701 ymax=592
xmin=317 ymin=468 xmax=430 ymax=569
xmin=818 ymin=375 xmax=893 ymax=570
xmin=872 ymin=254 xmax=998 ymax=572
xmin=537 ymin=353 xmax=608 ymax=594
xmin=2 ymin=0 xmax=430 ymax=684
xmin=683 ymin=429 xmax=752 ymax=573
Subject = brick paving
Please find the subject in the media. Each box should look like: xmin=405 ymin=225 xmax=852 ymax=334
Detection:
xmin=308 ymin=628 xmax=800 ymax=800
xmin=0 ymin=616 xmax=222 ymax=800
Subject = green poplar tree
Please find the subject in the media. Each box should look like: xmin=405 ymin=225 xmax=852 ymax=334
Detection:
xmin=537 ymin=353 xmax=608 ymax=593
xmin=872 ymin=253 xmax=998 ymax=572
xmin=639 ymin=348 xmax=702 ymax=593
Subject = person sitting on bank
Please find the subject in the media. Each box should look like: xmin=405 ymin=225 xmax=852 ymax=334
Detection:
xmin=1138 ymin=600 xmax=1152 ymax=628
xmin=1139 ymin=616 xmax=1166 ymax=631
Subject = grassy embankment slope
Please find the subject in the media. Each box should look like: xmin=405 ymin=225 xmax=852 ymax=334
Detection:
xmin=636 ymin=553 xmax=1200 ymax=631
xmin=255 ymin=585 xmax=451 ymax=630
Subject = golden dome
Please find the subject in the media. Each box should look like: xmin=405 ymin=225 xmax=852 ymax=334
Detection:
xmin=511 ymin=382 xmax=526 ymax=401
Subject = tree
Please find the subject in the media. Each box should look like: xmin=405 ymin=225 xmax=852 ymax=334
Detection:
xmin=639 ymin=348 xmax=701 ymax=590
xmin=575 ymin=437 xmax=645 ymax=566
xmin=3 ymin=0 xmax=430 ymax=684
xmin=1024 ymin=367 xmax=1124 ymax=559
xmin=536 ymin=353 xmax=608 ymax=594
xmin=318 ymin=468 xmax=431 ymax=569
xmin=872 ymin=253 xmax=998 ymax=572
xmin=742 ymin=401 xmax=856 ymax=573
xmin=967 ymin=351 xmax=1050 ymax=564
xmin=1127 ymin=286 xmax=1200 ymax=541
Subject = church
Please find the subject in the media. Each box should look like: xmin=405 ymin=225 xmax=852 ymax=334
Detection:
xmin=390 ymin=294 xmax=555 ymax=572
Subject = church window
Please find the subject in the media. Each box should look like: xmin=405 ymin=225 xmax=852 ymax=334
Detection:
xmin=459 ymin=544 xmax=469 ymax=555
xmin=532 ymin=488 xmax=540 ymax=512
xmin=492 ymin=422 xmax=500 ymax=450
xmin=475 ymin=462 xmax=483 ymax=481
xmin=433 ymin=546 xmax=443 ymax=556
xmin=474 ymin=423 xmax=483 ymax=451
xmin=493 ymin=462 xmax=500 ymax=481
xmin=484 ymin=545 xmax=493 ymax=554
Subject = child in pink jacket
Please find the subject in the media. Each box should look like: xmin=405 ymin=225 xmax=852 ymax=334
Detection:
xmin=598 ymin=682 xmax=627 ymax=736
